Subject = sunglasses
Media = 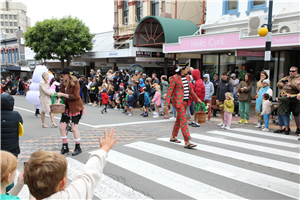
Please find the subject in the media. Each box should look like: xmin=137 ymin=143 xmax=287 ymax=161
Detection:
xmin=290 ymin=70 xmax=296 ymax=72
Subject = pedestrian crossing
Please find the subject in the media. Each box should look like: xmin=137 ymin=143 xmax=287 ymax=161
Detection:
xmin=15 ymin=128 xmax=299 ymax=199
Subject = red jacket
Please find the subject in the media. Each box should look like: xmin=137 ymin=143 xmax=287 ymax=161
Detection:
xmin=101 ymin=92 xmax=109 ymax=104
xmin=165 ymin=74 xmax=199 ymax=108
xmin=191 ymin=69 xmax=205 ymax=101
xmin=0 ymin=83 xmax=3 ymax=94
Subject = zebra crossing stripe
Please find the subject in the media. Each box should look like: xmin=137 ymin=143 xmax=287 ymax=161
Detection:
xmin=15 ymin=170 xmax=29 ymax=200
xmin=230 ymin=128 xmax=297 ymax=141
xmin=125 ymin=141 xmax=299 ymax=199
xmin=191 ymin=133 xmax=299 ymax=159
xmin=205 ymin=130 xmax=298 ymax=148
xmin=157 ymin=138 xmax=299 ymax=174
xmin=66 ymin=157 xmax=151 ymax=200
xmin=90 ymin=150 xmax=245 ymax=199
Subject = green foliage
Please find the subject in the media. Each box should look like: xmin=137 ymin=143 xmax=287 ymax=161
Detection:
xmin=24 ymin=16 xmax=95 ymax=66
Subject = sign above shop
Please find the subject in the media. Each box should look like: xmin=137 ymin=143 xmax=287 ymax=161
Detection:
xmin=108 ymin=52 xmax=118 ymax=56
xmin=108 ymin=58 xmax=135 ymax=63
xmin=236 ymin=50 xmax=264 ymax=57
xmin=164 ymin=32 xmax=300 ymax=53
xmin=1 ymin=68 xmax=6 ymax=72
xmin=136 ymin=51 xmax=151 ymax=57
xmin=136 ymin=51 xmax=165 ymax=58
xmin=136 ymin=57 xmax=164 ymax=62
xmin=70 ymin=62 xmax=89 ymax=66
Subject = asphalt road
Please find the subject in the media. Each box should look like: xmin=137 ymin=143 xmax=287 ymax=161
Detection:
xmin=10 ymin=95 xmax=300 ymax=199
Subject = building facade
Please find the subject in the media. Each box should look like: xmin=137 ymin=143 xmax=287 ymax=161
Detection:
xmin=72 ymin=0 xmax=206 ymax=77
xmin=1 ymin=29 xmax=32 ymax=80
xmin=163 ymin=0 xmax=300 ymax=98
xmin=0 ymin=1 xmax=31 ymax=36
xmin=113 ymin=0 xmax=205 ymax=49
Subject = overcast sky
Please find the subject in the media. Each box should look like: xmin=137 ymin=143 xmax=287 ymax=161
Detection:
xmin=19 ymin=0 xmax=114 ymax=34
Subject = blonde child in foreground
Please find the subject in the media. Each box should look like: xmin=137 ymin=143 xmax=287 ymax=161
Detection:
xmin=221 ymin=92 xmax=234 ymax=130
xmin=24 ymin=129 xmax=119 ymax=200
xmin=1 ymin=151 xmax=35 ymax=200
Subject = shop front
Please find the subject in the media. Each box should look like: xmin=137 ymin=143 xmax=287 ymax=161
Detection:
xmin=163 ymin=31 xmax=300 ymax=98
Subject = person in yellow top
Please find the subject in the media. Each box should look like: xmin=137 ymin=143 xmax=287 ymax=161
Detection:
xmin=221 ymin=92 xmax=234 ymax=130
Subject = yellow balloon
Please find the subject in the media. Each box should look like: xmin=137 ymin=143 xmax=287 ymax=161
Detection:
xmin=258 ymin=27 xmax=268 ymax=37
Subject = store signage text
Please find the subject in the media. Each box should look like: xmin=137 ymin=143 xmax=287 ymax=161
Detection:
xmin=191 ymin=38 xmax=225 ymax=48
xmin=136 ymin=51 xmax=165 ymax=58
xmin=108 ymin=58 xmax=135 ymax=63
xmin=237 ymin=50 xmax=264 ymax=57
xmin=165 ymin=32 xmax=300 ymax=53
xmin=156 ymin=61 xmax=178 ymax=66
xmin=108 ymin=52 xmax=118 ymax=56
xmin=136 ymin=57 xmax=164 ymax=62
xmin=88 ymin=53 xmax=95 ymax=57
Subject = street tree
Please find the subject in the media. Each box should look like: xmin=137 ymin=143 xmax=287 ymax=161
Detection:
xmin=24 ymin=16 xmax=95 ymax=68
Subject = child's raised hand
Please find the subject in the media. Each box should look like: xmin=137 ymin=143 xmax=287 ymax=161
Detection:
xmin=98 ymin=128 xmax=119 ymax=153
xmin=17 ymin=170 xmax=25 ymax=186
xmin=276 ymin=98 xmax=278 ymax=102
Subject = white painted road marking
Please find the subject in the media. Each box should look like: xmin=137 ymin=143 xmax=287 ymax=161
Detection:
xmin=191 ymin=133 xmax=299 ymax=159
xmin=125 ymin=141 xmax=299 ymax=199
xmin=66 ymin=157 xmax=151 ymax=200
xmin=89 ymin=150 xmax=245 ymax=199
xmin=14 ymin=106 xmax=173 ymax=128
xmin=157 ymin=137 xmax=300 ymax=174
xmin=206 ymin=130 xmax=298 ymax=148
xmin=231 ymin=128 xmax=297 ymax=141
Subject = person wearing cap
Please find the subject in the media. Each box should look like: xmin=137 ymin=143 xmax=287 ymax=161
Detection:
xmin=277 ymin=66 xmax=300 ymax=134
xmin=164 ymin=61 xmax=202 ymax=149
xmin=131 ymin=70 xmax=140 ymax=95
xmin=230 ymin=73 xmax=239 ymax=94
xmin=57 ymin=67 xmax=85 ymax=156
xmin=255 ymin=79 xmax=273 ymax=128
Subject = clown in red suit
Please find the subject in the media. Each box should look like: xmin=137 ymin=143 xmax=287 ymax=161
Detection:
xmin=164 ymin=62 xmax=202 ymax=149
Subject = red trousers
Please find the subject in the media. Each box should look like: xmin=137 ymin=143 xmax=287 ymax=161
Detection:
xmin=172 ymin=101 xmax=191 ymax=141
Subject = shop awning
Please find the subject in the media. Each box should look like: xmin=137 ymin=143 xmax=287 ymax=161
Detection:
xmin=6 ymin=66 xmax=21 ymax=71
xmin=21 ymin=66 xmax=31 ymax=71
xmin=133 ymin=16 xmax=199 ymax=47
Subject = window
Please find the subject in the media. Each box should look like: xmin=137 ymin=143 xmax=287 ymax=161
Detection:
xmin=254 ymin=0 xmax=265 ymax=6
xmin=222 ymin=0 xmax=240 ymax=17
xmin=5 ymin=15 xmax=8 ymax=19
xmin=137 ymin=0 xmax=143 ymax=22
xmin=1 ymin=22 xmax=3 ymax=26
xmin=14 ymin=22 xmax=17 ymax=26
xmin=6 ymin=29 xmax=9 ymax=33
xmin=5 ymin=22 xmax=8 ymax=26
xmin=246 ymin=0 xmax=268 ymax=16
xmin=152 ymin=0 xmax=159 ymax=16
xmin=123 ymin=0 xmax=129 ymax=25
xmin=10 ymin=22 xmax=13 ymax=26
xmin=10 ymin=29 xmax=13 ymax=33
xmin=9 ymin=15 xmax=12 ymax=19
xmin=14 ymin=15 xmax=17 ymax=20
xmin=1 ymin=14 xmax=3 ymax=19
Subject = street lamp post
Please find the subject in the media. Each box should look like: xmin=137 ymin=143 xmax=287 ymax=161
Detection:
xmin=263 ymin=0 xmax=273 ymax=78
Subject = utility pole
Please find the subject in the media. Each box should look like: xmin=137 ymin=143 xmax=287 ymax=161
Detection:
xmin=263 ymin=0 xmax=273 ymax=78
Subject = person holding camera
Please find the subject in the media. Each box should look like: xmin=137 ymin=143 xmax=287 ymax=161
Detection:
xmin=277 ymin=66 xmax=300 ymax=135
